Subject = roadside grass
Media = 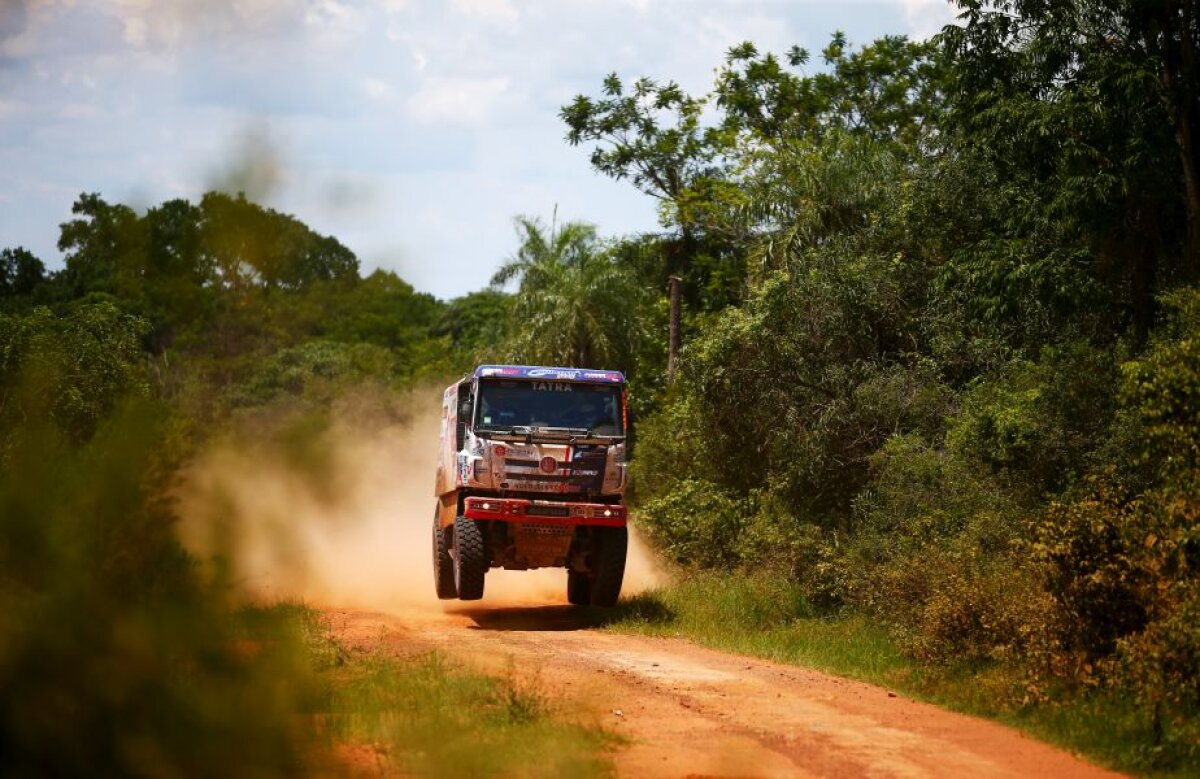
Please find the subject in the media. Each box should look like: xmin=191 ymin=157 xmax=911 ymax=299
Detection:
xmin=610 ymin=574 xmax=906 ymax=685
xmin=601 ymin=573 xmax=1198 ymax=778
xmin=286 ymin=606 xmax=617 ymax=777
xmin=996 ymin=690 xmax=1198 ymax=778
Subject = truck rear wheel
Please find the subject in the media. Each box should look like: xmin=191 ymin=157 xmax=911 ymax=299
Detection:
xmin=433 ymin=512 xmax=457 ymax=600
xmin=589 ymin=526 xmax=628 ymax=608
xmin=453 ymin=515 xmax=486 ymax=600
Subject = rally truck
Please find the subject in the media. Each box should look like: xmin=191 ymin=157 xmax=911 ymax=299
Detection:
xmin=433 ymin=365 xmax=629 ymax=606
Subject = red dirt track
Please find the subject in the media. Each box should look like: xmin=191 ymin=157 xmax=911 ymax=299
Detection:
xmin=323 ymin=604 xmax=1124 ymax=779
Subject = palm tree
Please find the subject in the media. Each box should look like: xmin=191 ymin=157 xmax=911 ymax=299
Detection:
xmin=491 ymin=215 xmax=644 ymax=370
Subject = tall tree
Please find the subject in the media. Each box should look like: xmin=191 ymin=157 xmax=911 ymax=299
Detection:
xmin=944 ymin=0 xmax=1199 ymax=336
xmin=492 ymin=216 xmax=645 ymax=371
xmin=0 ymin=248 xmax=46 ymax=298
xmin=199 ymin=192 xmax=358 ymax=292
xmin=715 ymin=33 xmax=947 ymax=156
xmin=563 ymin=34 xmax=949 ymax=379
xmin=58 ymin=193 xmax=144 ymax=299
xmin=561 ymin=74 xmax=727 ymax=379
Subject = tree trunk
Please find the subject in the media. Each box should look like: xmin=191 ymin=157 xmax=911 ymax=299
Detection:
xmin=1177 ymin=111 xmax=1200 ymax=277
xmin=667 ymin=275 xmax=682 ymax=384
xmin=1179 ymin=0 xmax=1200 ymax=277
xmin=1133 ymin=201 xmax=1161 ymax=345
xmin=1157 ymin=0 xmax=1200 ymax=277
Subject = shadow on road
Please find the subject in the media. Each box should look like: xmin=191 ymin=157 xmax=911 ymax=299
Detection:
xmin=450 ymin=593 xmax=675 ymax=632
xmin=450 ymin=604 xmax=613 ymax=632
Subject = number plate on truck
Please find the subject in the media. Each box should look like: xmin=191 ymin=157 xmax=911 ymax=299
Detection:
xmin=525 ymin=504 xmax=571 ymax=518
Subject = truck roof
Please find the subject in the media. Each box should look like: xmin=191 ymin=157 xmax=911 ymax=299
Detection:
xmin=473 ymin=365 xmax=625 ymax=384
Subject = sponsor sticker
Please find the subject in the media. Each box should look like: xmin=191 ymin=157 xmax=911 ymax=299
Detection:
xmin=527 ymin=368 xmax=582 ymax=379
xmin=474 ymin=365 xmax=625 ymax=383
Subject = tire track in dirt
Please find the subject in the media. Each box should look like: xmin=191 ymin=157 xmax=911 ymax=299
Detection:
xmin=322 ymin=604 xmax=1124 ymax=779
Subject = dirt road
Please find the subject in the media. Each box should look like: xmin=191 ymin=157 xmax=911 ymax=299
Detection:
xmin=323 ymin=602 xmax=1122 ymax=779
xmin=178 ymin=405 xmax=1123 ymax=777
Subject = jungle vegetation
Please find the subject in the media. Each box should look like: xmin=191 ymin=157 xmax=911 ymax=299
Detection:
xmin=2 ymin=0 xmax=1198 ymax=773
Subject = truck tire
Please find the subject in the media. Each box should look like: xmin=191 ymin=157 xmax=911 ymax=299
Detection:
xmin=567 ymin=570 xmax=591 ymax=606
xmin=453 ymin=515 xmax=486 ymax=600
xmin=433 ymin=513 xmax=457 ymax=600
xmin=589 ymin=526 xmax=627 ymax=608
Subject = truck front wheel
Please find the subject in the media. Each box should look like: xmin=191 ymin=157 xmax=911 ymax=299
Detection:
xmin=453 ymin=515 xmax=487 ymax=600
xmin=588 ymin=526 xmax=628 ymax=608
xmin=433 ymin=512 xmax=457 ymax=600
xmin=566 ymin=570 xmax=591 ymax=605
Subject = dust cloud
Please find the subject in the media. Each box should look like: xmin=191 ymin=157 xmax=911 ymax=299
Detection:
xmin=177 ymin=391 xmax=668 ymax=612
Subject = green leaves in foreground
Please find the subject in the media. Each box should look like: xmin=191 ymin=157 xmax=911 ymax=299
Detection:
xmin=0 ymin=405 xmax=319 ymax=777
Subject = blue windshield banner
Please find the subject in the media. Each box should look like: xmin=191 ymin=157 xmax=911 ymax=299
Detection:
xmin=474 ymin=365 xmax=625 ymax=384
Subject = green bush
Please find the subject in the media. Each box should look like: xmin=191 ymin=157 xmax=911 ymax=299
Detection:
xmin=841 ymin=432 xmax=1042 ymax=666
xmin=902 ymin=551 xmax=1049 ymax=667
xmin=636 ymin=478 xmax=754 ymax=568
xmin=853 ymin=433 xmax=1008 ymax=539
xmin=1118 ymin=584 xmax=1200 ymax=738
xmin=0 ymin=405 xmax=315 ymax=776
xmin=234 ymin=339 xmax=399 ymax=407
xmin=626 ymin=393 xmax=711 ymax=504
xmin=1032 ymin=478 xmax=1150 ymax=666
xmin=1014 ymin=290 xmax=1200 ymax=756
xmin=946 ymin=342 xmax=1118 ymax=495
xmin=0 ymin=302 xmax=150 ymax=446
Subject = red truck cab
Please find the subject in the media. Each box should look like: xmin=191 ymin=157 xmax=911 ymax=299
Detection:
xmin=433 ymin=365 xmax=629 ymax=605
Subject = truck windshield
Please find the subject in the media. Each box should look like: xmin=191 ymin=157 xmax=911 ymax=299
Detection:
xmin=475 ymin=379 xmax=624 ymax=435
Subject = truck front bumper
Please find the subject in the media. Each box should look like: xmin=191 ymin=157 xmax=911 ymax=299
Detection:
xmin=463 ymin=496 xmax=627 ymax=527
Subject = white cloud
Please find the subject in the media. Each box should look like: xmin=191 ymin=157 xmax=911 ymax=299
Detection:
xmin=390 ymin=31 xmax=429 ymax=71
xmin=0 ymin=26 xmax=39 ymax=58
xmin=900 ymin=0 xmax=956 ymax=40
xmin=451 ymin=0 xmax=519 ymax=23
xmin=120 ymin=12 xmax=146 ymax=46
xmin=0 ymin=0 xmax=65 ymax=58
xmin=0 ymin=98 xmax=29 ymax=120
xmin=233 ymin=0 xmax=297 ymax=27
xmin=406 ymin=75 xmax=511 ymax=124
xmin=58 ymin=101 xmax=100 ymax=119
xmin=1 ymin=0 xmax=932 ymax=297
xmin=108 ymin=0 xmax=202 ymax=50
xmin=104 ymin=0 xmax=300 ymax=51
xmin=619 ymin=0 xmax=652 ymax=13
xmin=304 ymin=0 xmax=367 ymax=48
xmin=362 ymin=76 xmax=392 ymax=100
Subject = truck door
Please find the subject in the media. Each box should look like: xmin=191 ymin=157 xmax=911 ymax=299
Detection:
xmin=437 ymin=378 xmax=472 ymax=498
xmin=455 ymin=378 xmax=472 ymax=451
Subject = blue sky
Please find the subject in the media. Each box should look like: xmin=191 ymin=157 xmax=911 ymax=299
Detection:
xmin=0 ymin=0 xmax=956 ymax=299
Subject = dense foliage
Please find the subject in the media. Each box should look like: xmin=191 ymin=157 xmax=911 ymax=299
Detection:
xmin=556 ymin=3 xmax=1200 ymax=768
xmin=4 ymin=0 xmax=1200 ymax=771
xmin=0 ymin=193 xmax=485 ymax=772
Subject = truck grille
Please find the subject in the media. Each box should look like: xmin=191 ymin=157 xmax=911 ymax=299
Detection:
xmin=517 ymin=522 xmax=572 ymax=536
